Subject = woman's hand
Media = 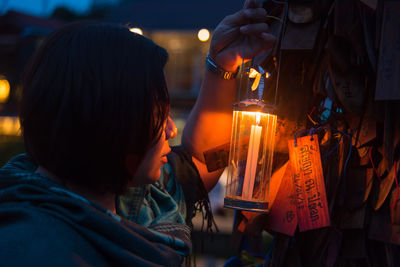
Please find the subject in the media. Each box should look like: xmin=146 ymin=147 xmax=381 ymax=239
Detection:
xmin=209 ymin=0 xmax=276 ymax=72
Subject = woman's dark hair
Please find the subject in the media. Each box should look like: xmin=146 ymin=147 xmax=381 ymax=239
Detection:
xmin=19 ymin=22 xmax=169 ymax=194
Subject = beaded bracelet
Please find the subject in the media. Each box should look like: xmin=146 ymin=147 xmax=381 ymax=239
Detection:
xmin=205 ymin=53 xmax=238 ymax=80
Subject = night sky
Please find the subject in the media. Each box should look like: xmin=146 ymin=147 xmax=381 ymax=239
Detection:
xmin=1 ymin=0 xmax=93 ymax=16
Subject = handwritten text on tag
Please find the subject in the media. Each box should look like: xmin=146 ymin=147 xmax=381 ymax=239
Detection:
xmin=288 ymin=135 xmax=330 ymax=232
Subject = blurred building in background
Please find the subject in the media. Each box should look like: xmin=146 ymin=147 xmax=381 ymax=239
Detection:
xmin=108 ymin=0 xmax=242 ymax=105
xmin=0 ymin=11 xmax=62 ymax=135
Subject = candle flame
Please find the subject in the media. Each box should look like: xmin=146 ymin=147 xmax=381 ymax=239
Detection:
xmin=256 ymin=112 xmax=261 ymax=124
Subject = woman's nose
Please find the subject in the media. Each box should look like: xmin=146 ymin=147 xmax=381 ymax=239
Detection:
xmin=165 ymin=116 xmax=178 ymax=140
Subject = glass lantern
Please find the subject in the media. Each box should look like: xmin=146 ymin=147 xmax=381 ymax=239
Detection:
xmin=224 ymin=101 xmax=277 ymax=213
xmin=224 ymin=0 xmax=287 ymax=213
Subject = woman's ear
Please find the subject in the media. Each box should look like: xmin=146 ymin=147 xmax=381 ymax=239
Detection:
xmin=124 ymin=154 xmax=141 ymax=177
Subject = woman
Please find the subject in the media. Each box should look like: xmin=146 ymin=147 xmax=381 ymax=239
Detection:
xmin=0 ymin=0 xmax=274 ymax=265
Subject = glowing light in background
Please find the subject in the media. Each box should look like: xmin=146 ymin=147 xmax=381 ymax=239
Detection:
xmin=197 ymin=29 xmax=210 ymax=42
xmin=0 ymin=116 xmax=20 ymax=136
xmin=129 ymin=27 xmax=143 ymax=35
xmin=0 ymin=77 xmax=10 ymax=103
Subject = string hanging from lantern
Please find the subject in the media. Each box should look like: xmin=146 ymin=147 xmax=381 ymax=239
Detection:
xmin=368 ymin=147 xmax=381 ymax=181
xmin=321 ymin=134 xmax=344 ymax=159
xmin=367 ymin=148 xmax=399 ymax=210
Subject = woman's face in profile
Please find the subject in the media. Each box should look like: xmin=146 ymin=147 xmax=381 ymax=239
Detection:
xmin=132 ymin=116 xmax=177 ymax=185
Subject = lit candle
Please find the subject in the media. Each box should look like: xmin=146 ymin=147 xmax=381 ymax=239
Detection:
xmin=242 ymin=116 xmax=262 ymax=200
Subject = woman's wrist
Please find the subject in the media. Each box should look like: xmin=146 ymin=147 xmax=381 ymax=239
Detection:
xmin=206 ymin=53 xmax=238 ymax=80
xmin=211 ymin=51 xmax=241 ymax=73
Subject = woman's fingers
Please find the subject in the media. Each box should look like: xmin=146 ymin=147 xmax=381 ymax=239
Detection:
xmin=224 ymin=7 xmax=267 ymax=26
xmin=244 ymin=0 xmax=261 ymax=9
xmin=243 ymin=8 xmax=267 ymax=22
xmin=209 ymin=1 xmax=276 ymax=69
xmin=261 ymin=32 xmax=276 ymax=43
xmin=240 ymin=23 xmax=269 ymax=35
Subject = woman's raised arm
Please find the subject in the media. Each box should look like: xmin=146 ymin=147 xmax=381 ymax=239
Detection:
xmin=182 ymin=0 xmax=276 ymax=191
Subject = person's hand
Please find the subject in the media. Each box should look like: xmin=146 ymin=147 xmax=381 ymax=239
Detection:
xmin=209 ymin=0 xmax=276 ymax=72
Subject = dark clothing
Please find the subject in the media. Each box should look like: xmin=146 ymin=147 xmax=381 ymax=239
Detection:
xmin=0 ymin=151 xmax=207 ymax=266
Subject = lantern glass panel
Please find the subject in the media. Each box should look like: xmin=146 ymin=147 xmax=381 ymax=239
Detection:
xmin=224 ymin=109 xmax=276 ymax=212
